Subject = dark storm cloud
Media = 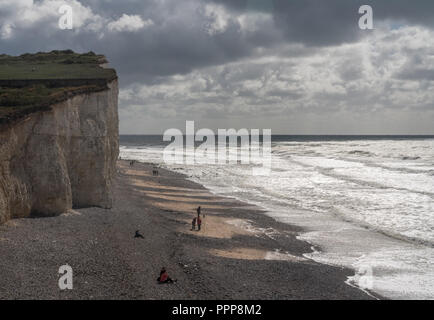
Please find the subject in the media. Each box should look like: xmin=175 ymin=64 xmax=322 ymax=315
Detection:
xmin=211 ymin=0 xmax=434 ymax=46
xmin=206 ymin=0 xmax=274 ymax=12
xmin=0 ymin=0 xmax=284 ymax=85
xmin=78 ymin=0 xmax=150 ymax=15
xmin=3 ymin=0 xmax=434 ymax=85
xmin=102 ymin=22 xmax=255 ymax=85
xmin=2 ymin=0 xmax=434 ymax=134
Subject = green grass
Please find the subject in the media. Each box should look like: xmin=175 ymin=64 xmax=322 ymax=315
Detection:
xmin=0 ymin=50 xmax=117 ymax=124
xmin=0 ymin=50 xmax=116 ymax=80
xmin=0 ymin=63 xmax=115 ymax=80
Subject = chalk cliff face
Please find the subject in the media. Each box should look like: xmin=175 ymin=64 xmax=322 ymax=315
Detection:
xmin=0 ymin=80 xmax=119 ymax=223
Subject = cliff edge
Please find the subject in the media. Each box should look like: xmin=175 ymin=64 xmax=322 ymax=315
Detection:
xmin=0 ymin=51 xmax=119 ymax=223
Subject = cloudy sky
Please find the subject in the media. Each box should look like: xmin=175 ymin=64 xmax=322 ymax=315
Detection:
xmin=1 ymin=0 xmax=434 ymax=134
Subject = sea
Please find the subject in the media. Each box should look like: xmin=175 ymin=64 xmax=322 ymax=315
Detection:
xmin=120 ymin=135 xmax=434 ymax=299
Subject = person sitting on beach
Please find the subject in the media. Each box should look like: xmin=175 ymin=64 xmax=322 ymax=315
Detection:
xmin=197 ymin=216 xmax=202 ymax=231
xmin=134 ymin=230 xmax=144 ymax=238
xmin=192 ymin=217 xmax=197 ymax=231
xmin=157 ymin=267 xmax=176 ymax=284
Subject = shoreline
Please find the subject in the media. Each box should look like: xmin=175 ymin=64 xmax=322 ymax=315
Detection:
xmin=0 ymin=160 xmax=380 ymax=299
xmin=135 ymin=161 xmax=382 ymax=300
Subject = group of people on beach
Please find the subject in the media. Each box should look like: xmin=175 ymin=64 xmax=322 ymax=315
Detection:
xmin=191 ymin=206 xmax=203 ymax=231
xmin=157 ymin=207 xmax=205 ymax=284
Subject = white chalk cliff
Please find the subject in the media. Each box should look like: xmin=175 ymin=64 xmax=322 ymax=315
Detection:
xmin=0 ymin=80 xmax=119 ymax=223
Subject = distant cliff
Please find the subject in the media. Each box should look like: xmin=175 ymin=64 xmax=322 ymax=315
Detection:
xmin=0 ymin=51 xmax=119 ymax=223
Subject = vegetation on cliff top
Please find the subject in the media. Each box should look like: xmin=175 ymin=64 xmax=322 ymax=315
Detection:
xmin=0 ymin=50 xmax=117 ymax=125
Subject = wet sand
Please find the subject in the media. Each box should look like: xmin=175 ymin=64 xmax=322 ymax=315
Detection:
xmin=0 ymin=160 xmax=379 ymax=299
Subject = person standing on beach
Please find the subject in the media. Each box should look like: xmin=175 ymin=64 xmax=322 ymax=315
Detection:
xmin=197 ymin=216 xmax=202 ymax=231
xmin=196 ymin=206 xmax=201 ymax=219
xmin=192 ymin=217 xmax=196 ymax=231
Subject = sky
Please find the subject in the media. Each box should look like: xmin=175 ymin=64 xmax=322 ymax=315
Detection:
xmin=1 ymin=0 xmax=434 ymax=134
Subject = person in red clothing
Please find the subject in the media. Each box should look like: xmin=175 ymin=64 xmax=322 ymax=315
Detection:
xmin=197 ymin=216 xmax=202 ymax=231
xmin=157 ymin=267 xmax=176 ymax=284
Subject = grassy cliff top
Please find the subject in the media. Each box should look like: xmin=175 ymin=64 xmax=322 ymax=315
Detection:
xmin=0 ymin=50 xmax=116 ymax=81
xmin=0 ymin=50 xmax=117 ymax=126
